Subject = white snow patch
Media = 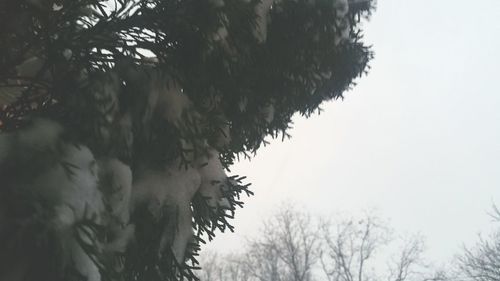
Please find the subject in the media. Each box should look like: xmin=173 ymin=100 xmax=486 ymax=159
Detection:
xmin=133 ymin=160 xmax=202 ymax=261
xmin=15 ymin=57 xmax=45 ymax=78
xmin=149 ymin=75 xmax=193 ymax=125
xmin=238 ymin=96 xmax=248 ymax=112
xmin=114 ymin=112 xmax=134 ymax=156
xmin=218 ymin=197 xmax=231 ymax=209
xmin=52 ymin=3 xmax=63 ymax=11
xmin=90 ymin=72 xmax=120 ymax=125
xmin=97 ymin=159 xmax=135 ymax=257
xmin=259 ymin=103 xmax=275 ymax=124
xmin=53 ymin=205 xmax=77 ymax=227
xmin=98 ymin=158 xmax=133 ymax=225
xmin=70 ymin=232 xmax=102 ymax=281
xmin=209 ymin=0 xmax=225 ymax=7
xmin=0 ymin=120 xmax=135 ymax=280
xmin=212 ymin=26 xmax=229 ymax=42
xmin=104 ymin=224 xmax=135 ymax=254
xmin=63 ymin=49 xmax=73 ymax=60
xmin=212 ymin=116 xmax=231 ymax=150
xmin=197 ymin=149 xmax=227 ymax=208
xmin=36 ymin=143 xmax=104 ymax=225
xmin=331 ymin=0 xmax=357 ymax=45
xmin=334 ymin=0 xmax=349 ymax=17
xmin=334 ymin=18 xmax=351 ymax=46
xmin=16 ymin=118 xmax=63 ymax=152
xmin=253 ymin=0 xmax=274 ymax=43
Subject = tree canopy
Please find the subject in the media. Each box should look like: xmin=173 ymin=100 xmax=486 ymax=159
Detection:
xmin=0 ymin=0 xmax=375 ymax=280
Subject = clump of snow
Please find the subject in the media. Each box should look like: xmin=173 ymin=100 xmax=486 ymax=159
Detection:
xmin=333 ymin=18 xmax=350 ymax=46
xmin=133 ymin=160 xmax=202 ymax=261
xmin=37 ymin=143 xmax=104 ymax=225
xmin=144 ymin=56 xmax=159 ymax=64
xmin=209 ymin=0 xmax=225 ymax=7
xmin=179 ymin=137 xmax=196 ymax=163
xmin=98 ymin=158 xmax=133 ymax=225
xmin=208 ymin=15 xmax=235 ymax=56
xmin=253 ymin=0 xmax=274 ymax=43
xmin=334 ymin=0 xmax=349 ymax=17
xmin=16 ymin=118 xmax=63 ymax=152
xmin=259 ymin=103 xmax=275 ymax=124
xmin=238 ymin=96 xmax=248 ymax=112
xmin=53 ymin=205 xmax=77 ymax=228
xmin=331 ymin=0 xmax=357 ymax=46
xmin=97 ymin=158 xmax=135 ymax=258
xmin=104 ymin=223 xmax=135 ymax=255
xmin=212 ymin=26 xmax=229 ymax=42
xmin=70 ymin=229 xmax=102 ymax=281
xmin=89 ymin=72 xmax=121 ymax=125
xmin=15 ymin=57 xmax=45 ymax=78
xmin=216 ymin=122 xmax=231 ymax=148
xmin=212 ymin=116 xmax=231 ymax=150
xmin=0 ymin=119 xmax=108 ymax=281
xmin=197 ymin=149 xmax=227 ymax=209
xmin=165 ymin=200 xmax=196 ymax=262
xmin=112 ymin=112 xmax=134 ymax=158
xmin=63 ymin=49 xmax=73 ymax=60
xmin=210 ymin=12 xmax=230 ymax=47
xmin=52 ymin=3 xmax=63 ymax=11
xmin=149 ymin=74 xmax=193 ymax=125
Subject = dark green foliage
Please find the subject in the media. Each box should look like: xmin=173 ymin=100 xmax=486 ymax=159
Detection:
xmin=0 ymin=0 xmax=374 ymax=280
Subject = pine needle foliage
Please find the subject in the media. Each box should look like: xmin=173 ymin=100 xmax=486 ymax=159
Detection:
xmin=0 ymin=0 xmax=374 ymax=280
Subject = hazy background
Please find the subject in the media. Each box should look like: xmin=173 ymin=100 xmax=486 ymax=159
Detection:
xmin=205 ymin=0 xmax=500 ymax=264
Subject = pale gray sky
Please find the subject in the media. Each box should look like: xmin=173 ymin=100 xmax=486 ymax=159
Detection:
xmin=206 ymin=0 xmax=500 ymax=264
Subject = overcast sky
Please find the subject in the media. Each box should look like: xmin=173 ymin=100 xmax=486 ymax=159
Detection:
xmin=205 ymin=0 xmax=500 ymax=264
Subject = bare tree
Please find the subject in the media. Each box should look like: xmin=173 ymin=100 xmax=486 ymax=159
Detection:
xmin=243 ymin=238 xmax=284 ymax=281
xmin=320 ymin=215 xmax=390 ymax=281
xmin=458 ymin=232 xmax=500 ymax=281
xmin=225 ymin=258 xmax=252 ymax=281
xmin=422 ymin=269 xmax=454 ymax=281
xmin=199 ymin=205 xmax=320 ymax=281
xmin=199 ymin=207 xmax=436 ymax=281
xmin=457 ymin=206 xmax=500 ymax=281
xmin=198 ymin=251 xmax=221 ymax=281
xmin=242 ymin=205 xmax=320 ymax=281
xmin=387 ymin=236 xmax=426 ymax=281
xmin=319 ymin=214 xmax=427 ymax=281
xmin=198 ymin=251 xmax=251 ymax=281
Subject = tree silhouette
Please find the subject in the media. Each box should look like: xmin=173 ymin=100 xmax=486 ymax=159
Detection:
xmin=458 ymin=206 xmax=500 ymax=281
xmin=199 ymin=207 xmax=434 ymax=281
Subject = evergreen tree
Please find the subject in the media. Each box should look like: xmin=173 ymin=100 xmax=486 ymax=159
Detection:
xmin=0 ymin=0 xmax=374 ymax=280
